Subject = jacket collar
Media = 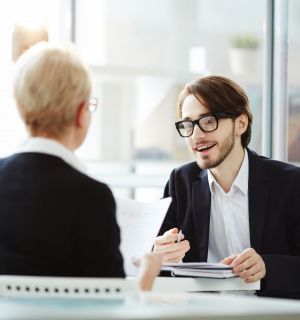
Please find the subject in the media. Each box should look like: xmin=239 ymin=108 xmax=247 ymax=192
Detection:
xmin=247 ymin=148 xmax=269 ymax=252
xmin=192 ymin=168 xmax=210 ymax=261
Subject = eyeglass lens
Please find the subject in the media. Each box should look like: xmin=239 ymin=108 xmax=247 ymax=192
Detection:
xmin=178 ymin=115 xmax=218 ymax=137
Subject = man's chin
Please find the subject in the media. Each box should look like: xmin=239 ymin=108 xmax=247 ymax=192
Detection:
xmin=196 ymin=155 xmax=218 ymax=170
xmin=196 ymin=158 xmax=211 ymax=170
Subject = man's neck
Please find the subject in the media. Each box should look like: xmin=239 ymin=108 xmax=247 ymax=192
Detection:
xmin=210 ymin=145 xmax=245 ymax=193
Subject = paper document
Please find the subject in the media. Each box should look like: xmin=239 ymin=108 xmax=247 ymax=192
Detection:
xmin=115 ymin=197 xmax=171 ymax=276
xmin=162 ymin=262 xmax=236 ymax=279
xmin=163 ymin=262 xmax=233 ymax=270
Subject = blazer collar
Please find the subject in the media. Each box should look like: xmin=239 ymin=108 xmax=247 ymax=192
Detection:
xmin=247 ymin=148 xmax=269 ymax=252
xmin=192 ymin=168 xmax=210 ymax=261
xmin=199 ymin=169 xmax=208 ymax=180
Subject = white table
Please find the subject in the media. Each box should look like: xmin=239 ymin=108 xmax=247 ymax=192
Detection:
xmin=0 ymin=292 xmax=299 ymax=320
xmin=152 ymin=276 xmax=259 ymax=292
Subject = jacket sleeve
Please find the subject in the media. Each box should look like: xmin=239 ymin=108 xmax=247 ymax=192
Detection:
xmin=260 ymin=174 xmax=300 ymax=299
xmin=158 ymin=169 xmax=178 ymax=236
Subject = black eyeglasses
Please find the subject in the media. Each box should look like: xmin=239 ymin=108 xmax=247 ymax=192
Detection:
xmin=175 ymin=112 xmax=235 ymax=137
xmin=88 ymin=97 xmax=99 ymax=113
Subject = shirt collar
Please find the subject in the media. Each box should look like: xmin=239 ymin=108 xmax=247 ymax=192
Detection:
xmin=16 ymin=137 xmax=86 ymax=173
xmin=233 ymin=149 xmax=249 ymax=195
xmin=207 ymin=170 xmax=216 ymax=195
xmin=207 ymin=149 xmax=249 ymax=196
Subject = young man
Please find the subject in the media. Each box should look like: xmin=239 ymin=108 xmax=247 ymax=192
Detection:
xmin=154 ymin=76 xmax=300 ymax=299
xmin=0 ymin=42 xmax=161 ymax=290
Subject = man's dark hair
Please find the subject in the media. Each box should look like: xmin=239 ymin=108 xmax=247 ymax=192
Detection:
xmin=176 ymin=75 xmax=253 ymax=147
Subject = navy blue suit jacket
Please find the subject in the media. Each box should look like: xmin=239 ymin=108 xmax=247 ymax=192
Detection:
xmin=159 ymin=149 xmax=300 ymax=299
xmin=0 ymin=153 xmax=125 ymax=278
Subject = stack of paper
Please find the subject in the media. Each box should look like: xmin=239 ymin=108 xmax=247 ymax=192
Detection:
xmin=162 ymin=262 xmax=236 ymax=279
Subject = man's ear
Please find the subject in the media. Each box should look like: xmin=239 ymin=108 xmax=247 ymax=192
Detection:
xmin=75 ymin=102 xmax=87 ymax=128
xmin=235 ymin=114 xmax=248 ymax=136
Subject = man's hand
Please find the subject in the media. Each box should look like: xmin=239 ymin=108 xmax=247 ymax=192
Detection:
xmin=153 ymin=228 xmax=190 ymax=263
xmin=221 ymin=248 xmax=266 ymax=283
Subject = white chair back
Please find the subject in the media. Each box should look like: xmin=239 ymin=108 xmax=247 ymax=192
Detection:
xmin=0 ymin=275 xmax=138 ymax=299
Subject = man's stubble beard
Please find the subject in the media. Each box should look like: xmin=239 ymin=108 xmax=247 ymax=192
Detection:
xmin=197 ymin=125 xmax=235 ymax=170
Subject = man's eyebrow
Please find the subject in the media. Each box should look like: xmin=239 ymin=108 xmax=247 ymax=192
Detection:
xmin=182 ymin=113 xmax=212 ymax=121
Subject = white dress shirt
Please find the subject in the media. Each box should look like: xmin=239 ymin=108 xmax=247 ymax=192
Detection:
xmin=207 ymin=150 xmax=251 ymax=263
xmin=16 ymin=137 xmax=86 ymax=173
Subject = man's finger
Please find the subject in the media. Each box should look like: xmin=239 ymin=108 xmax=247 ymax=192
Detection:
xmin=164 ymin=228 xmax=178 ymax=236
xmin=220 ymin=254 xmax=238 ymax=265
xmin=232 ymin=255 xmax=258 ymax=273
xmin=237 ymin=263 xmax=260 ymax=279
xmin=153 ymin=240 xmax=189 ymax=254
xmin=164 ymin=248 xmax=188 ymax=262
xmin=245 ymin=271 xmax=265 ymax=283
xmin=231 ymin=248 xmax=256 ymax=267
xmin=154 ymin=233 xmax=178 ymax=245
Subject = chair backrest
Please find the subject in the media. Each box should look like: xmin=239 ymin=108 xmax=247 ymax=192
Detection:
xmin=0 ymin=275 xmax=138 ymax=299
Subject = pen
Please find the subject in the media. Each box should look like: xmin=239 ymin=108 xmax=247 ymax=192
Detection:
xmin=177 ymin=229 xmax=183 ymax=243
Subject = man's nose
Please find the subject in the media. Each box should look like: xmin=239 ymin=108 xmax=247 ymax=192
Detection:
xmin=192 ymin=123 xmax=206 ymax=140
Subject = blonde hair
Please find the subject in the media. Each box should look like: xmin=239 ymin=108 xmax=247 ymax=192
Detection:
xmin=13 ymin=42 xmax=91 ymax=137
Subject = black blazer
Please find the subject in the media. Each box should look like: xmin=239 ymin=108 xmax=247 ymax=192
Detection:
xmin=0 ymin=153 xmax=125 ymax=278
xmin=159 ymin=149 xmax=300 ymax=299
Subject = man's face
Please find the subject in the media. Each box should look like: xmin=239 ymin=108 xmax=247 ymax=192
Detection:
xmin=181 ymin=95 xmax=236 ymax=169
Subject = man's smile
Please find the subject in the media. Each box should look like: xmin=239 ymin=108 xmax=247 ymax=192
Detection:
xmin=193 ymin=143 xmax=217 ymax=153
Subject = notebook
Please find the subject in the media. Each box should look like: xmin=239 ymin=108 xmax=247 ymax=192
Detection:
xmin=162 ymin=262 xmax=236 ymax=279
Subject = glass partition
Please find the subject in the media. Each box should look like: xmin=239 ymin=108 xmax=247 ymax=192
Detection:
xmin=287 ymin=0 xmax=300 ymax=163
xmin=0 ymin=0 xmax=71 ymax=157
xmin=75 ymin=0 xmax=266 ymax=164
xmin=0 ymin=0 xmax=273 ymax=200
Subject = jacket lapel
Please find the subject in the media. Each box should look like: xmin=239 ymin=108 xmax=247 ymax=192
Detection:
xmin=192 ymin=170 xmax=211 ymax=261
xmin=248 ymin=149 xmax=269 ymax=253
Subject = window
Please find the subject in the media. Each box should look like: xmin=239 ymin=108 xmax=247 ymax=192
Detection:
xmin=3 ymin=0 xmax=290 ymax=200
xmin=0 ymin=0 xmax=71 ymax=157
xmin=288 ymin=0 xmax=300 ymax=163
xmin=74 ymin=0 xmax=266 ymax=199
xmin=75 ymin=0 xmax=266 ymax=165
